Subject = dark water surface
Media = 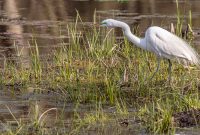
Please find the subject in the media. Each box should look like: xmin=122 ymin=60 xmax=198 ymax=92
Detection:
xmin=0 ymin=0 xmax=200 ymax=134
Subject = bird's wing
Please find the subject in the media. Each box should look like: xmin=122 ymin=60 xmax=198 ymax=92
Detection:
xmin=147 ymin=27 xmax=200 ymax=65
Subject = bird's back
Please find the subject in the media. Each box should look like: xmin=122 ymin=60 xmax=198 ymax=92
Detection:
xmin=144 ymin=26 xmax=200 ymax=65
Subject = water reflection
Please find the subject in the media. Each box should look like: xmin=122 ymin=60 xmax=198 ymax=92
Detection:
xmin=0 ymin=0 xmax=30 ymax=68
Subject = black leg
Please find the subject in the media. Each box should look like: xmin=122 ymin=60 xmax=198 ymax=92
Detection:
xmin=168 ymin=59 xmax=172 ymax=83
xmin=150 ymin=57 xmax=161 ymax=80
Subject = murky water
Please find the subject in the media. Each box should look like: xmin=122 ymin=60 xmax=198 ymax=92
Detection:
xmin=0 ymin=0 xmax=200 ymax=134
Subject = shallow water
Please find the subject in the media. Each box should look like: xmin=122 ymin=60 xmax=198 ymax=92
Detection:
xmin=0 ymin=0 xmax=200 ymax=134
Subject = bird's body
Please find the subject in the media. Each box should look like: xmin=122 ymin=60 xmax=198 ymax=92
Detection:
xmin=101 ymin=19 xmax=200 ymax=82
xmin=143 ymin=26 xmax=199 ymax=64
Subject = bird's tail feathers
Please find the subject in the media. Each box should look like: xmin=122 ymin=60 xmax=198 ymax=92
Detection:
xmin=176 ymin=52 xmax=200 ymax=68
xmin=184 ymin=44 xmax=200 ymax=68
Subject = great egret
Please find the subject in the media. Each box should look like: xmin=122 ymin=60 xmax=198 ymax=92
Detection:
xmin=101 ymin=19 xmax=200 ymax=82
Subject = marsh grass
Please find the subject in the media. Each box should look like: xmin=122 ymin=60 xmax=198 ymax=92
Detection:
xmin=1 ymin=6 xmax=200 ymax=135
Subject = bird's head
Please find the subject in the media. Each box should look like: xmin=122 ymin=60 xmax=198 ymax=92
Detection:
xmin=101 ymin=19 xmax=119 ymax=28
xmin=100 ymin=19 xmax=130 ymax=31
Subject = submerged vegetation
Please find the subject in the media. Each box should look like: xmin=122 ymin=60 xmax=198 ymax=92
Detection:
xmin=1 ymin=3 xmax=200 ymax=135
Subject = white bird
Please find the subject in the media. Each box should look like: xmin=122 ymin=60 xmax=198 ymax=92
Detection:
xmin=101 ymin=19 xmax=200 ymax=82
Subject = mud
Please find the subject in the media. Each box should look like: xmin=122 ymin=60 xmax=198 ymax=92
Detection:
xmin=173 ymin=109 xmax=200 ymax=128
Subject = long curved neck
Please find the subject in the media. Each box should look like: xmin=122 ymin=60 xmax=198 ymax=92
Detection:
xmin=118 ymin=22 xmax=146 ymax=50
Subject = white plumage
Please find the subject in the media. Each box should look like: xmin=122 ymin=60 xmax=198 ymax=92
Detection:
xmin=145 ymin=26 xmax=200 ymax=65
xmin=101 ymin=19 xmax=200 ymax=81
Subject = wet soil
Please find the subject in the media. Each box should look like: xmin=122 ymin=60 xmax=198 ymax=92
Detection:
xmin=173 ymin=109 xmax=200 ymax=128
